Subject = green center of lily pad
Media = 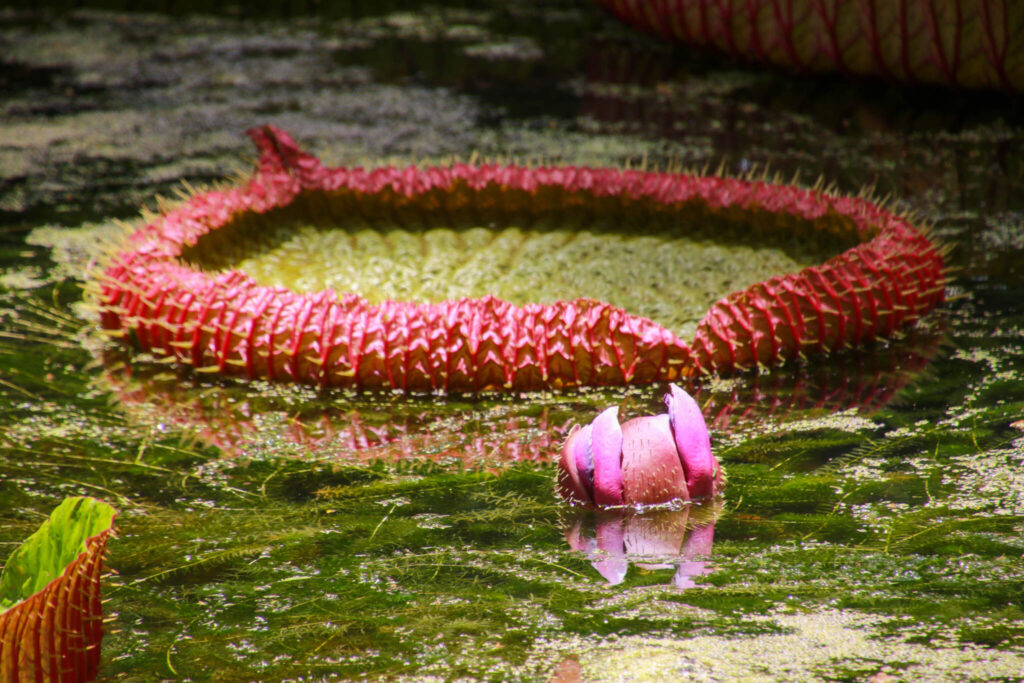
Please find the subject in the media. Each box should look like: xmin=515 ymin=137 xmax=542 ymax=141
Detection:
xmin=184 ymin=193 xmax=848 ymax=339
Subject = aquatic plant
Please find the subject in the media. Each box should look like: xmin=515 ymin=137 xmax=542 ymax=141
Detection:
xmin=595 ymin=0 xmax=1024 ymax=90
xmin=0 ymin=497 xmax=117 ymax=683
xmin=92 ymin=125 xmax=945 ymax=392
xmin=558 ymin=384 xmax=723 ymax=507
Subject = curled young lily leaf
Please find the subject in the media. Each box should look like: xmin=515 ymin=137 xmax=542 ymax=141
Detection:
xmin=0 ymin=497 xmax=117 ymax=683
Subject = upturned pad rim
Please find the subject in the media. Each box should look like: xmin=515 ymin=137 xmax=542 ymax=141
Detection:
xmin=92 ymin=125 xmax=946 ymax=392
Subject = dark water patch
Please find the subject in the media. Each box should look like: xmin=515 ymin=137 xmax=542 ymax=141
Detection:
xmin=274 ymin=464 xmax=387 ymax=502
xmin=334 ymin=34 xmax=582 ymax=122
xmin=3 ymin=0 xmax=501 ymax=20
xmin=0 ymin=60 xmax=68 ymax=94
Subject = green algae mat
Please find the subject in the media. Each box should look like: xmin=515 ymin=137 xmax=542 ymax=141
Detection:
xmin=2 ymin=2 xmax=1024 ymax=681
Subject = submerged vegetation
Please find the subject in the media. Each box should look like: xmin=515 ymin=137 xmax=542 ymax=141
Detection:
xmin=1 ymin=1 xmax=1023 ymax=680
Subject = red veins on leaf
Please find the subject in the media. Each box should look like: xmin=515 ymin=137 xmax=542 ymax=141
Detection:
xmin=594 ymin=0 xmax=1024 ymax=91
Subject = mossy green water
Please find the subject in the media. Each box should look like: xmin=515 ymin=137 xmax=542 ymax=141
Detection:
xmin=2 ymin=2 xmax=1024 ymax=681
xmin=2 ymin=277 xmax=1022 ymax=680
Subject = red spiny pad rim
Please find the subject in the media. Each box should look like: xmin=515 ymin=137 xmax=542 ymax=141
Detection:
xmin=690 ymin=212 xmax=946 ymax=372
xmin=97 ymin=327 xmax=939 ymax=464
xmin=93 ymin=125 xmax=945 ymax=391
xmin=0 ymin=527 xmax=112 ymax=683
xmin=595 ymin=0 xmax=1024 ymax=91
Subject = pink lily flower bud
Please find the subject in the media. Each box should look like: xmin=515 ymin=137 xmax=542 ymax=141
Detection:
xmin=557 ymin=384 xmax=724 ymax=507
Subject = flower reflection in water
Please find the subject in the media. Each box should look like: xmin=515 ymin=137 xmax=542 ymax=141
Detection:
xmin=565 ymin=503 xmax=719 ymax=588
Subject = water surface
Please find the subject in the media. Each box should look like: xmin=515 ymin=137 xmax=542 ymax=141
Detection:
xmin=1 ymin=2 xmax=1023 ymax=681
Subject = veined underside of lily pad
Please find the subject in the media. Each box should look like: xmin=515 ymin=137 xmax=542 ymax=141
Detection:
xmin=595 ymin=0 xmax=1024 ymax=91
xmin=92 ymin=125 xmax=945 ymax=392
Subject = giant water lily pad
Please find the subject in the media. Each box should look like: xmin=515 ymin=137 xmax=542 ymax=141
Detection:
xmin=92 ymin=126 xmax=945 ymax=392
xmin=595 ymin=0 xmax=1024 ymax=91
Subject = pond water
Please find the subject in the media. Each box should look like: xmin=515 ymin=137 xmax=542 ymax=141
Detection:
xmin=1 ymin=1 xmax=1023 ymax=681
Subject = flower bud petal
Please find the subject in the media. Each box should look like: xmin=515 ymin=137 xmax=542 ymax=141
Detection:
xmin=666 ymin=383 xmax=717 ymax=499
xmin=591 ymin=406 xmax=624 ymax=507
xmin=558 ymin=424 xmax=593 ymax=506
xmin=620 ymin=414 xmax=689 ymax=505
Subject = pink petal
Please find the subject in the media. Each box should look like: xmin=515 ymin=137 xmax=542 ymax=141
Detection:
xmin=591 ymin=407 xmax=624 ymax=507
xmin=557 ymin=425 xmax=593 ymax=506
xmin=573 ymin=423 xmax=594 ymax=489
xmin=620 ymin=414 xmax=689 ymax=505
xmin=666 ymin=384 xmax=718 ymax=499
